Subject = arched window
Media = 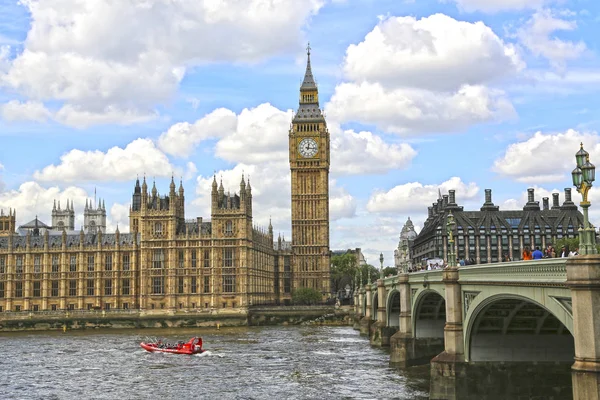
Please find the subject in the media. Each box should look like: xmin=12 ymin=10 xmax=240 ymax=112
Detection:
xmin=155 ymin=222 xmax=163 ymax=235
xmin=89 ymin=220 xmax=97 ymax=234
xmin=225 ymin=221 xmax=233 ymax=235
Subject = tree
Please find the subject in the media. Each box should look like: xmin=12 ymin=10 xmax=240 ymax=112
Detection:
xmin=359 ymin=264 xmax=380 ymax=285
xmin=292 ymin=288 xmax=322 ymax=305
xmin=331 ymin=253 xmax=358 ymax=294
xmin=382 ymin=266 xmax=396 ymax=277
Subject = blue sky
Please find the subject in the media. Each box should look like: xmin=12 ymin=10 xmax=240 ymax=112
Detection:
xmin=1 ymin=0 xmax=600 ymax=266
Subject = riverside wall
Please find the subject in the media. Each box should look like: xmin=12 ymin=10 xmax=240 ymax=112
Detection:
xmin=0 ymin=306 xmax=353 ymax=332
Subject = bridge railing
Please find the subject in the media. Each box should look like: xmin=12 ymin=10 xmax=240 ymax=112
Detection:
xmin=458 ymin=258 xmax=567 ymax=285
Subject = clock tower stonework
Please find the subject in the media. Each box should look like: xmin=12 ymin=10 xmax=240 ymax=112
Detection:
xmin=289 ymin=45 xmax=331 ymax=296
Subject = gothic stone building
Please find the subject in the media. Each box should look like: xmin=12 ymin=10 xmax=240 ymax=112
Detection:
xmin=410 ymin=188 xmax=585 ymax=266
xmin=0 ymin=49 xmax=331 ymax=314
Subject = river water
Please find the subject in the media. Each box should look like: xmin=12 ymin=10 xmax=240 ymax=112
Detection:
xmin=0 ymin=326 xmax=430 ymax=399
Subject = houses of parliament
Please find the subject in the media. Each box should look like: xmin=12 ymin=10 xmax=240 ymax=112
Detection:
xmin=0 ymin=48 xmax=331 ymax=314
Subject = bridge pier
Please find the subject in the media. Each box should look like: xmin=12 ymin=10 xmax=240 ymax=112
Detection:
xmin=568 ymin=255 xmax=600 ymax=400
xmin=353 ymin=288 xmax=363 ymax=330
xmin=371 ymin=278 xmax=395 ymax=346
xmin=430 ymin=266 xmax=466 ymax=400
xmin=359 ymin=284 xmax=373 ymax=336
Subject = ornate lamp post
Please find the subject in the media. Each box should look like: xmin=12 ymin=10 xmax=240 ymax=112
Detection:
xmin=572 ymin=143 xmax=598 ymax=255
xmin=447 ymin=212 xmax=457 ymax=267
xmin=401 ymin=241 xmax=408 ymax=274
xmin=379 ymin=253 xmax=384 ymax=279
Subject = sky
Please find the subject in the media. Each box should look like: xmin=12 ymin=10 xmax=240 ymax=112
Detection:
xmin=1 ymin=0 xmax=600 ymax=267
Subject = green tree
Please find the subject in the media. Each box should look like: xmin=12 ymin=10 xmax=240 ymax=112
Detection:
xmin=291 ymin=287 xmax=323 ymax=305
xmin=382 ymin=266 xmax=397 ymax=277
xmin=359 ymin=264 xmax=380 ymax=285
xmin=331 ymin=253 xmax=358 ymax=294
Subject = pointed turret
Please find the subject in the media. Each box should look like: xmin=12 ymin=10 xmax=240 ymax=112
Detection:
xmin=293 ymin=43 xmax=324 ymax=123
xmin=152 ymin=180 xmax=157 ymax=197
xmin=53 ymin=199 xmax=57 ymax=211
xmin=85 ymin=199 xmax=89 ymax=210
xmin=142 ymin=176 xmax=148 ymax=193
xmin=301 ymin=42 xmax=317 ymax=91
xmin=240 ymin=175 xmax=246 ymax=201
xmin=246 ymin=178 xmax=252 ymax=196
xmin=170 ymin=175 xmax=176 ymax=195
xmin=268 ymin=218 xmax=273 ymax=236
xmin=179 ymin=179 xmax=184 ymax=196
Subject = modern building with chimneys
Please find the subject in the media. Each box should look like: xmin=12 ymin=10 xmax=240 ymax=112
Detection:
xmin=409 ymin=188 xmax=585 ymax=265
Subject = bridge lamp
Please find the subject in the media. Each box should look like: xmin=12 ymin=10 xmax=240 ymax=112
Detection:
xmin=446 ymin=212 xmax=457 ymax=267
xmin=572 ymin=143 xmax=597 ymax=255
xmin=401 ymin=241 xmax=408 ymax=274
xmin=379 ymin=253 xmax=384 ymax=279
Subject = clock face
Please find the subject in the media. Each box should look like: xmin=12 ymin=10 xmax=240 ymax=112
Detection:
xmin=298 ymin=138 xmax=318 ymax=158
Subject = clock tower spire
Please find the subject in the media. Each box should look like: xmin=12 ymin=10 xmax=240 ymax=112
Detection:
xmin=289 ymin=44 xmax=331 ymax=298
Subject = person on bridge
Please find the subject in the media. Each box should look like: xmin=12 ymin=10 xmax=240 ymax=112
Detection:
xmin=522 ymin=246 xmax=533 ymax=260
xmin=532 ymin=246 xmax=544 ymax=260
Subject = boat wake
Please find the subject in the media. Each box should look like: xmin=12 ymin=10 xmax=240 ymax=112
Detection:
xmin=195 ymin=351 xmax=224 ymax=358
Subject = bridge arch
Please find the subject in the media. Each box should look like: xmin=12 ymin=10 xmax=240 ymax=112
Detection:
xmin=412 ymin=289 xmax=446 ymax=339
xmin=386 ymin=289 xmax=400 ymax=328
xmin=465 ymin=292 xmax=574 ymax=362
xmin=371 ymin=291 xmax=378 ymax=321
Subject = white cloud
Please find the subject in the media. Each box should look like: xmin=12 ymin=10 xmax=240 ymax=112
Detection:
xmin=447 ymin=0 xmax=550 ymax=13
xmin=330 ymin=183 xmax=357 ymax=221
xmin=216 ymin=104 xmax=294 ymax=164
xmin=54 ymin=104 xmax=157 ymax=129
xmin=518 ymin=10 xmax=586 ymax=69
xmin=1 ymin=0 xmax=325 ymax=126
xmin=0 ymin=100 xmax=52 ymax=122
xmin=107 ymin=202 xmax=130 ymax=233
xmin=157 ymin=108 xmax=237 ymax=157
xmin=326 ymin=82 xmax=516 ymax=135
xmin=327 ymin=14 xmax=519 ymax=135
xmin=343 ymin=14 xmax=523 ymax=91
xmin=493 ymin=129 xmax=600 ymax=183
xmin=366 ymin=177 xmax=480 ymax=213
xmin=330 ymin=125 xmax=416 ymax=175
xmin=33 ymin=138 xmax=178 ymax=183
xmin=0 ymin=181 xmax=89 ymax=228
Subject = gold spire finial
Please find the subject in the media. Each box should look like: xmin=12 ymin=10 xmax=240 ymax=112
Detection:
xmin=306 ymin=42 xmax=311 ymax=56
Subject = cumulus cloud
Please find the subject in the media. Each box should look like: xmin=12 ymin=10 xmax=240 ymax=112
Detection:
xmin=157 ymin=108 xmax=237 ymax=157
xmin=366 ymin=177 xmax=480 ymax=213
xmin=330 ymin=183 xmax=357 ymax=221
xmin=1 ymin=0 xmax=325 ymax=126
xmin=517 ymin=10 xmax=586 ymax=69
xmin=107 ymin=202 xmax=130 ymax=233
xmin=446 ymin=0 xmax=551 ymax=13
xmin=493 ymin=129 xmax=600 ymax=183
xmin=330 ymin=125 xmax=416 ymax=175
xmin=326 ymin=82 xmax=515 ymax=135
xmin=33 ymin=138 xmax=178 ymax=183
xmin=327 ymin=14 xmax=520 ymax=135
xmin=343 ymin=14 xmax=523 ymax=91
xmin=0 ymin=181 xmax=89 ymax=228
xmin=0 ymin=100 xmax=52 ymax=122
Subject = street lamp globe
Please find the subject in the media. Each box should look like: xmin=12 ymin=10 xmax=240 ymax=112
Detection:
xmin=573 ymin=143 xmax=597 ymax=255
xmin=379 ymin=252 xmax=384 ymax=279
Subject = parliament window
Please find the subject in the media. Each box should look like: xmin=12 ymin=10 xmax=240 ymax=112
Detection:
xmin=87 ymin=255 xmax=95 ymax=272
xmin=15 ymin=281 xmax=23 ymax=297
xmin=178 ymin=250 xmax=184 ymax=268
xmin=152 ymin=277 xmax=164 ymax=294
xmin=222 ymin=248 xmax=235 ymax=293
xmin=152 ymin=250 xmax=164 ymax=269
xmin=104 ymin=279 xmax=112 ymax=296
xmin=154 ymin=222 xmax=163 ymax=235
xmin=191 ymin=277 xmax=197 ymax=294
xmin=178 ymin=277 xmax=184 ymax=294
xmin=122 ymin=279 xmax=130 ymax=295
xmin=52 ymin=254 xmax=59 ymax=272
xmin=191 ymin=250 xmax=197 ymax=269
xmin=122 ymin=253 xmax=130 ymax=271
xmin=34 ymin=255 xmax=41 ymax=273
xmin=204 ymin=276 xmax=210 ymax=293
xmin=51 ymin=281 xmax=59 ymax=297
xmin=16 ymin=255 xmax=23 ymax=274
xmin=69 ymin=280 xmax=77 ymax=296
xmin=33 ymin=281 xmax=41 ymax=297
xmin=87 ymin=279 xmax=94 ymax=296
xmin=0 ymin=255 xmax=5 ymax=274
xmin=70 ymin=255 xmax=77 ymax=272
xmin=203 ymin=250 xmax=210 ymax=268
xmin=0 ymin=282 xmax=4 ymax=298
xmin=105 ymin=254 xmax=113 ymax=271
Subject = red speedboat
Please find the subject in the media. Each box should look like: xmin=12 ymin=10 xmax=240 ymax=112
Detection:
xmin=141 ymin=337 xmax=204 ymax=355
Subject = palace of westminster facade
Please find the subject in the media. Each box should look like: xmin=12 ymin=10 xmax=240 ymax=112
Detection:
xmin=0 ymin=48 xmax=331 ymax=313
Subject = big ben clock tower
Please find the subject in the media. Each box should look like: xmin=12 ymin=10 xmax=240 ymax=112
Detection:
xmin=289 ymin=44 xmax=331 ymax=296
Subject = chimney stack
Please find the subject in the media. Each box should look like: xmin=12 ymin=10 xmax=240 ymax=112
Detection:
xmin=552 ymin=193 xmax=560 ymax=209
xmin=449 ymin=190 xmax=456 ymax=205
xmin=543 ymin=197 xmax=549 ymax=210
xmin=527 ymin=188 xmax=534 ymax=203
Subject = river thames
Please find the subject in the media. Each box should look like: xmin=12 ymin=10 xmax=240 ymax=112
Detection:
xmin=0 ymin=326 xmax=430 ymax=399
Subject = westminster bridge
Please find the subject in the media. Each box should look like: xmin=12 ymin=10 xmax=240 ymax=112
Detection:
xmin=354 ymin=255 xmax=600 ymax=399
